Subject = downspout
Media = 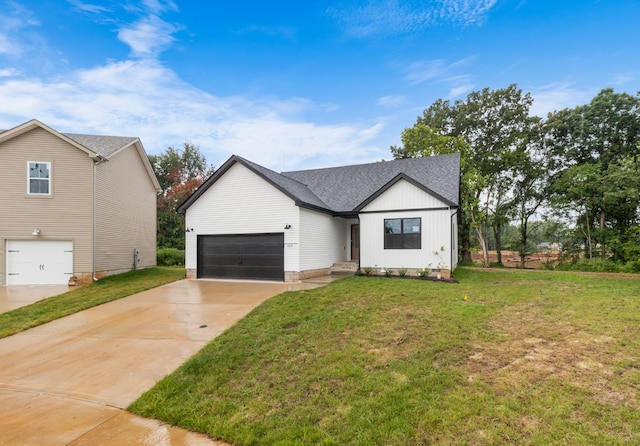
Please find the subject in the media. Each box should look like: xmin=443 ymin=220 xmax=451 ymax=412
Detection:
xmin=93 ymin=156 xmax=107 ymax=281
xmin=451 ymin=208 xmax=459 ymax=270
xmin=357 ymin=214 xmax=361 ymax=273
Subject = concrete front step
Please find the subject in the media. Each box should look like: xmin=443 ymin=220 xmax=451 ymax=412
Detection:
xmin=330 ymin=262 xmax=359 ymax=274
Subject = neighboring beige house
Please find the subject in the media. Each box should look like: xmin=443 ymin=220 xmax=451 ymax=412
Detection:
xmin=0 ymin=119 xmax=161 ymax=286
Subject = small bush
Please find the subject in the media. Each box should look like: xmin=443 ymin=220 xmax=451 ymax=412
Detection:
xmin=157 ymin=248 xmax=185 ymax=266
xmin=554 ymin=257 xmax=630 ymax=273
xmin=398 ymin=267 xmax=408 ymax=277
xmin=384 ymin=268 xmax=393 ymax=277
xmin=362 ymin=266 xmax=373 ymax=276
xmin=626 ymin=260 xmax=640 ymax=273
xmin=417 ymin=268 xmax=428 ymax=277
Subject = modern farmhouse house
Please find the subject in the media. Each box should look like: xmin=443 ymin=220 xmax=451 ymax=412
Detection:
xmin=177 ymin=153 xmax=460 ymax=282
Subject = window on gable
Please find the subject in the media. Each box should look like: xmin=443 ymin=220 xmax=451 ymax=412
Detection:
xmin=384 ymin=218 xmax=421 ymax=249
xmin=28 ymin=162 xmax=51 ymax=195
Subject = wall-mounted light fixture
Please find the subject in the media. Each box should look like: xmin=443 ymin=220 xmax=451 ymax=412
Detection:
xmin=32 ymin=228 xmax=41 ymax=236
xmin=185 ymin=227 xmax=194 ymax=233
xmin=284 ymin=224 xmax=291 ymax=230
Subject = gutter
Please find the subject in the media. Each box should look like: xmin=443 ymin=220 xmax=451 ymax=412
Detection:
xmin=451 ymin=207 xmax=459 ymax=269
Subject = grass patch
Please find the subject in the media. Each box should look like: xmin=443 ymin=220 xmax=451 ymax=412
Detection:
xmin=130 ymin=268 xmax=640 ymax=445
xmin=0 ymin=267 xmax=185 ymax=339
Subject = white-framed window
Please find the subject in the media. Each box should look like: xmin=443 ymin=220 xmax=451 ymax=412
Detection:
xmin=28 ymin=161 xmax=51 ymax=195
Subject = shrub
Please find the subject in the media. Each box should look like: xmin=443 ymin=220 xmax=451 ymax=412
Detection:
xmin=157 ymin=248 xmax=185 ymax=266
xmin=362 ymin=266 xmax=373 ymax=276
xmin=417 ymin=267 xmax=428 ymax=277
xmin=398 ymin=267 xmax=408 ymax=277
xmin=384 ymin=268 xmax=393 ymax=277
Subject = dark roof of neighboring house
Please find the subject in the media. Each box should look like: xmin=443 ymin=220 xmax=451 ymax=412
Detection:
xmin=0 ymin=121 xmax=139 ymax=158
xmin=178 ymin=153 xmax=460 ymax=216
xmin=63 ymin=133 xmax=139 ymax=158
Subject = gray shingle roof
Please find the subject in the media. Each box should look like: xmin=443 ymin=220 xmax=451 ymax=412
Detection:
xmin=178 ymin=153 xmax=460 ymax=215
xmin=282 ymin=154 xmax=460 ymax=212
xmin=63 ymin=133 xmax=138 ymax=158
xmin=239 ymin=157 xmax=330 ymax=210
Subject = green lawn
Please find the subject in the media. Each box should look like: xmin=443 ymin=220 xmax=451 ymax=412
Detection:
xmin=129 ymin=268 xmax=640 ymax=445
xmin=0 ymin=267 xmax=185 ymax=339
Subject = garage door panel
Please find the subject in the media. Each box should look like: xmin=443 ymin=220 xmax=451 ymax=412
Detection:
xmin=197 ymin=233 xmax=284 ymax=281
xmin=6 ymin=240 xmax=73 ymax=285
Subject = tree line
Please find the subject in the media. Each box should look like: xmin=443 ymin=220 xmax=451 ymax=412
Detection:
xmin=392 ymin=85 xmax=640 ymax=269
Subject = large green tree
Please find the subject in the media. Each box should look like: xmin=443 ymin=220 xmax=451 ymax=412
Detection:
xmin=391 ymin=124 xmax=486 ymax=265
xmin=509 ymin=119 xmax=548 ymax=268
xmin=399 ymin=84 xmax=537 ymax=266
xmin=545 ymin=88 xmax=640 ymax=261
xmin=149 ymin=143 xmax=214 ymax=249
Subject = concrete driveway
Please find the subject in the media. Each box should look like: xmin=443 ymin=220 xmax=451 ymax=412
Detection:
xmin=0 ymin=284 xmax=71 ymax=313
xmin=0 ymin=279 xmax=293 ymax=445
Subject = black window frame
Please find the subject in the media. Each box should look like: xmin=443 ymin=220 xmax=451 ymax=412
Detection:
xmin=384 ymin=217 xmax=421 ymax=249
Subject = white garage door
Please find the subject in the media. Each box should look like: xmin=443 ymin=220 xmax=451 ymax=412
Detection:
xmin=6 ymin=240 xmax=73 ymax=285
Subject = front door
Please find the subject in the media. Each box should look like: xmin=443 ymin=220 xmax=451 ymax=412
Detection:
xmin=351 ymin=224 xmax=360 ymax=261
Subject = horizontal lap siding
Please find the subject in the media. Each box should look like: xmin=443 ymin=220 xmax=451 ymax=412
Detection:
xmin=359 ymin=179 xmax=453 ymax=270
xmin=299 ymin=208 xmax=346 ymax=271
xmin=185 ymin=163 xmax=299 ymax=272
xmin=95 ymin=146 xmax=157 ymax=272
xmin=0 ymin=128 xmax=93 ymax=285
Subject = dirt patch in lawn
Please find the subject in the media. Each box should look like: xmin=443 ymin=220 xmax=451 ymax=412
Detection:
xmin=472 ymin=250 xmax=560 ymax=269
xmin=463 ymin=301 xmax=638 ymax=409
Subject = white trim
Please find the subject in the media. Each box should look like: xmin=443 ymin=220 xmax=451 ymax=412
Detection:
xmin=26 ymin=160 xmax=52 ymax=196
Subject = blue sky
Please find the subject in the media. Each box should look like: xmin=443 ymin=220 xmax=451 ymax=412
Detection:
xmin=1 ymin=0 xmax=638 ymax=171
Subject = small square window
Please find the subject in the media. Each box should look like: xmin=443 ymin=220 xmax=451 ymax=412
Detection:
xmin=28 ymin=162 xmax=51 ymax=195
xmin=384 ymin=218 xmax=421 ymax=249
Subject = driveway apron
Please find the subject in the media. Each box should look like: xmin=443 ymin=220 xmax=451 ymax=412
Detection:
xmin=0 ymin=279 xmax=289 ymax=445
xmin=0 ymin=285 xmax=71 ymax=313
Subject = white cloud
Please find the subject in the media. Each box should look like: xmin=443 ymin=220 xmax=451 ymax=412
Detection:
xmin=377 ymin=95 xmax=407 ymax=108
xmin=0 ymin=59 xmax=387 ymax=170
xmin=141 ymin=0 xmax=178 ymax=15
xmin=447 ymin=79 xmax=474 ymax=98
xmin=529 ymin=83 xmax=596 ymax=117
xmin=117 ymin=15 xmax=180 ymax=57
xmin=0 ymin=1 xmax=388 ymax=171
xmin=328 ymin=0 xmax=498 ymax=37
xmin=67 ymin=0 xmax=111 ymax=14
xmin=0 ymin=1 xmax=40 ymax=55
xmin=405 ymin=56 xmax=475 ymax=85
xmin=0 ymin=67 xmax=19 ymax=76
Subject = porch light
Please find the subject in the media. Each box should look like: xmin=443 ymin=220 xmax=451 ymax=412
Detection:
xmin=284 ymin=224 xmax=291 ymax=230
xmin=32 ymin=228 xmax=41 ymax=236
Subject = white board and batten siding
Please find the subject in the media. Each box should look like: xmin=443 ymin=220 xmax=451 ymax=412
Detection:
xmin=359 ymin=179 xmax=455 ymax=270
xmin=185 ymin=162 xmax=300 ymax=272
xmin=299 ymin=208 xmax=346 ymax=271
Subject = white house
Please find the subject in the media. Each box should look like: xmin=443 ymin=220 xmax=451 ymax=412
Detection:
xmin=177 ymin=154 xmax=460 ymax=282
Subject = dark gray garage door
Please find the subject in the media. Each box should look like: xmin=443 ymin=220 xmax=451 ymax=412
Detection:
xmin=197 ymin=233 xmax=285 ymax=281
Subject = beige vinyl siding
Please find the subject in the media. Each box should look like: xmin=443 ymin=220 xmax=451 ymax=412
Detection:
xmin=299 ymin=208 xmax=346 ymax=271
xmin=95 ymin=144 xmax=157 ymax=273
xmin=359 ymin=179 xmax=453 ymax=270
xmin=185 ymin=162 xmax=299 ymax=272
xmin=0 ymin=128 xmax=94 ymax=285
